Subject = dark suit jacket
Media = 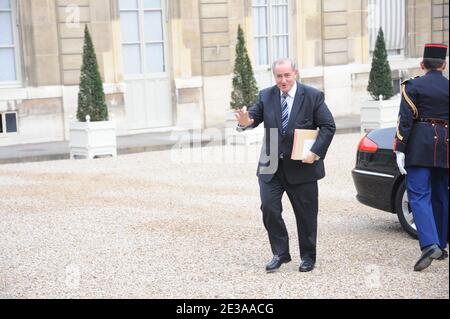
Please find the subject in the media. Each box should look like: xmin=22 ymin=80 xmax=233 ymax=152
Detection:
xmin=394 ymin=71 xmax=449 ymax=169
xmin=248 ymin=82 xmax=336 ymax=184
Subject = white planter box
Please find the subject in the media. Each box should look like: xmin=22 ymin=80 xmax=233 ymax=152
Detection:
xmin=360 ymin=94 xmax=401 ymax=133
xmin=69 ymin=119 xmax=117 ymax=159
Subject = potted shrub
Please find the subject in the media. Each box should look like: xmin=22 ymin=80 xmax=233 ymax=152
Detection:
xmin=69 ymin=25 xmax=117 ymax=159
xmin=226 ymin=25 xmax=262 ymax=145
xmin=361 ymin=28 xmax=400 ymax=133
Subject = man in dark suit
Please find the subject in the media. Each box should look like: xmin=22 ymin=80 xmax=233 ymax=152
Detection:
xmin=394 ymin=43 xmax=449 ymax=271
xmin=235 ymin=58 xmax=336 ymax=273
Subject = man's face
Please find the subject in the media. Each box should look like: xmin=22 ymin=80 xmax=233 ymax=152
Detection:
xmin=274 ymin=62 xmax=298 ymax=93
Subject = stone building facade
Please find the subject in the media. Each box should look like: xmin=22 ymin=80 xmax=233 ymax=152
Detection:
xmin=0 ymin=0 xmax=448 ymax=146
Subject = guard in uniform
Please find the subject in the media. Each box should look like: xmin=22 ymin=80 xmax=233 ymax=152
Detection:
xmin=394 ymin=43 xmax=449 ymax=271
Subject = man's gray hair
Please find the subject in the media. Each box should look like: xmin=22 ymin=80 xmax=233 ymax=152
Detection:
xmin=272 ymin=58 xmax=298 ymax=73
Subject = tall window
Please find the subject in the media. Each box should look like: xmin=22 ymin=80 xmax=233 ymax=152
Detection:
xmin=0 ymin=0 xmax=19 ymax=83
xmin=252 ymin=0 xmax=289 ymax=66
xmin=368 ymin=0 xmax=406 ymax=56
xmin=119 ymin=0 xmax=165 ymax=75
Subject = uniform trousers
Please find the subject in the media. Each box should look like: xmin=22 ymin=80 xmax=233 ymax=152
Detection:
xmin=406 ymin=166 xmax=449 ymax=250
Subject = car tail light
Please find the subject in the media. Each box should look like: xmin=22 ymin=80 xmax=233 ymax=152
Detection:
xmin=358 ymin=135 xmax=378 ymax=153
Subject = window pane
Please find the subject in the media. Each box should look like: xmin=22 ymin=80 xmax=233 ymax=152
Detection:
xmin=255 ymin=37 xmax=268 ymax=65
xmin=120 ymin=11 xmax=140 ymax=43
xmin=5 ymin=113 xmax=17 ymax=133
xmin=119 ymin=0 xmax=138 ymax=10
xmin=0 ymin=48 xmax=16 ymax=81
xmin=144 ymin=0 xmax=161 ymax=8
xmin=272 ymin=36 xmax=278 ymax=60
xmin=0 ymin=0 xmax=10 ymax=9
xmin=0 ymin=12 xmax=13 ymax=45
xmin=253 ymin=7 xmax=267 ymax=36
xmin=122 ymin=44 xmax=141 ymax=74
xmin=144 ymin=11 xmax=163 ymax=42
xmin=272 ymin=35 xmax=288 ymax=60
xmin=146 ymin=43 xmax=164 ymax=73
xmin=272 ymin=6 xmax=280 ymax=34
xmin=253 ymin=3 xmax=268 ymax=66
xmin=282 ymin=36 xmax=288 ymax=57
xmin=0 ymin=115 xmax=3 ymax=133
xmin=272 ymin=5 xmax=288 ymax=35
xmin=368 ymin=0 xmax=405 ymax=52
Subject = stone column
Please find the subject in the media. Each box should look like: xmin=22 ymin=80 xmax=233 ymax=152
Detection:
xmin=407 ymin=0 xmax=432 ymax=58
xmin=21 ymin=0 xmax=61 ymax=86
xmin=297 ymin=0 xmax=323 ymax=68
xmin=199 ymin=0 xmax=233 ymax=128
xmin=56 ymin=0 xmax=117 ymax=85
xmin=431 ymin=0 xmax=449 ymax=45
xmin=169 ymin=0 xmax=204 ymax=129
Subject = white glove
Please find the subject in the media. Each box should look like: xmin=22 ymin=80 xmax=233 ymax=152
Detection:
xmin=395 ymin=151 xmax=407 ymax=175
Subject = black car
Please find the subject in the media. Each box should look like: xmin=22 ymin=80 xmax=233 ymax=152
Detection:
xmin=352 ymin=127 xmax=417 ymax=238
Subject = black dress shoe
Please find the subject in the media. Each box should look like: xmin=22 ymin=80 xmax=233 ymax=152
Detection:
xmin=414 ymin=244 xmax=442 ymax=272
xmin=437 ymin=249 xmax=448 ymax=261
xmin=265 ymin=255 xmax=291 ymax=273
xmin=299 ymin=260 xmax=315 ymax=272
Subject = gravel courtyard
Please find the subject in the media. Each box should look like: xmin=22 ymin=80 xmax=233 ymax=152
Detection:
xmin=0 ymin=133 xmax=448 ymax=299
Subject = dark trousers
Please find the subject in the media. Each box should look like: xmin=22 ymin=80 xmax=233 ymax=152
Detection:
xmin=406 ymin=166 xmax=449 ymax=250
xmin=258 ymin=160 xmax=319 ymax=262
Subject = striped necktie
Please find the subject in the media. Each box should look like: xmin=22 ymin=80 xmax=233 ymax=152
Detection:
xmin=281 ymin=92 xmax=289 ymax=134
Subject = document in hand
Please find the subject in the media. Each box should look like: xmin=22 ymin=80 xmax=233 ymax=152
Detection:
xmin=291 ymin=129 xmax=319 ymax=160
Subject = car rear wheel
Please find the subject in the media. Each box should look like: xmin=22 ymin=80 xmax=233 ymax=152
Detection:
xmin=395 ymin=180 xmax=418 ymax=239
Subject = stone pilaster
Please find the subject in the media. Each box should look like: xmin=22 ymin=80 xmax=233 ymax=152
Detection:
xmin=21 ymin=0 xmax=61 ymax=86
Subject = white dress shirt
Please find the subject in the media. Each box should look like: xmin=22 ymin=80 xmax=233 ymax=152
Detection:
xmin=280 ymin=81 xmax=298 ymax=121
xmin=237 ymin=82 xmax=298 ymax=132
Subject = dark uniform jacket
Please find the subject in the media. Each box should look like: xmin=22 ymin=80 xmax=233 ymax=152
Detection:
xmin=248 ymin=82 xmax=336 ymax=184
xmin=394 ymin=70 xmax=449 ymax=169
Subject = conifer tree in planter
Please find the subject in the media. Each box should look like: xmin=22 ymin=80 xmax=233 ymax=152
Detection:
xmin=230 ymin=25 xmax=259 ymax=111
xmin=367 ymin=28 xmax=394 ymax=101
xmin=69 ymin=25 xmax=117 ymax=159
xmin=361 ymin=28 xmax=399 ymax=132
xmin=77 ymin=25 xmax=108 ymax=122
xmin=227 ymin=25 xmax=263 ymax=145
